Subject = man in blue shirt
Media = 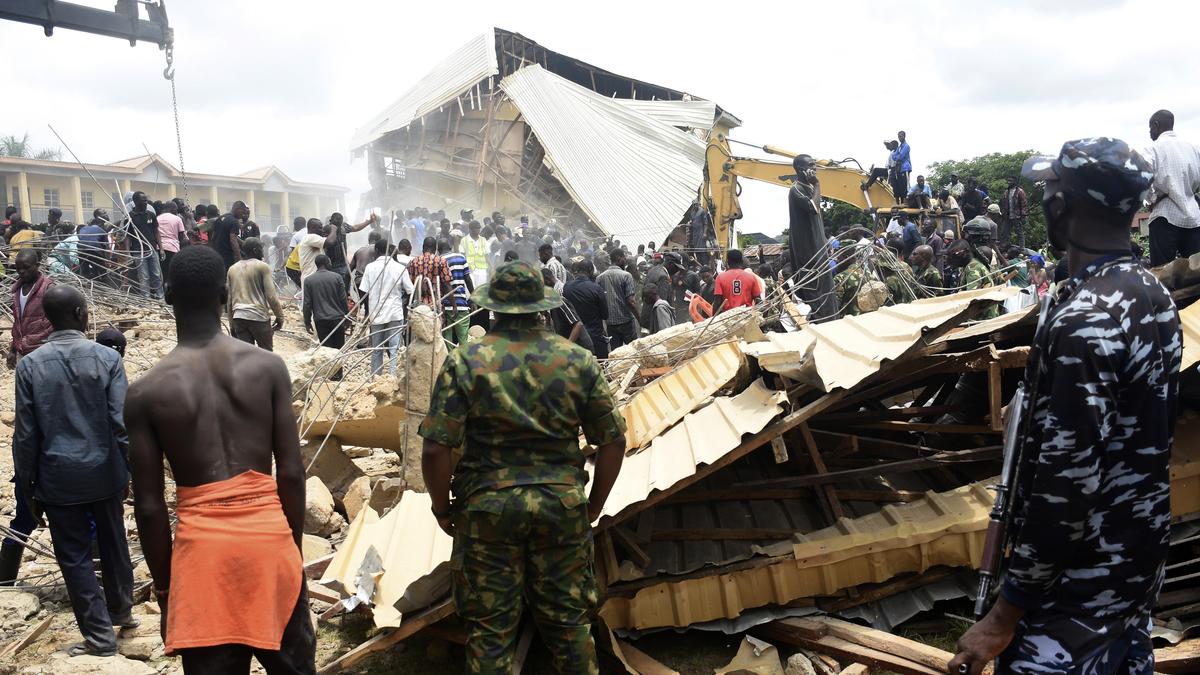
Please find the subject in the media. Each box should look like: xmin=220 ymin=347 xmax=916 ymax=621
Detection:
xmin=890 ymin=130 xmax=912 ymax=197
xmin=907 ymin=174 xmax=933 ymax=208
xmin=78 ymin=209 xmax=112 ymax=285
xmin=13 ymin=286 xmax=135 ymax=656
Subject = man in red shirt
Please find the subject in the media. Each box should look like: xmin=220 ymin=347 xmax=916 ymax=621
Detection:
xmin=713 ymin=249 xmax=762 ymax=314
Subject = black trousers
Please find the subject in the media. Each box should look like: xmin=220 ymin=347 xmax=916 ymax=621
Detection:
xmin=314 ymin=318 xmax=345 ymax=350
xmin=179 ymin=586 xmax=316 ymax=675
xmin=608 ymin=321 xmax=637 ymax=350
xmin=231 ymin=318 xmax=274 ymax=352
xmin=285 ymin=268 xmax=301 ymax=291
xmin=1149 ymin=217 xmax=1200 ymax=267
xmin=43 ymin=494 xmax=134 ymax=652
xmin=162 ymin=250 xmax=177 ymax=291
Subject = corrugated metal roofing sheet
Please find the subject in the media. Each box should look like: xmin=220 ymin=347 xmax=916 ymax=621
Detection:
xmin=614 ymin=99 xmax=718 ymax=130
xmin=1182 ymin=301 xmax=1199 ymax=371
xmin=598 ymin=482 xmax=994 ymax=631
xmin=621 ymin=341 xmax=745 ymax=451
xmin=320 ymin=491 xmax=453 ymax=628
xmin=349 ymin=32 xmax=498 ymax=151
xmin=743 ymin=286 xmax=1018 ymax=392
xmin=500 ymin=64 xmax=707 ymax=244
xmin=594 ymin=380 xmax=787 ymax=522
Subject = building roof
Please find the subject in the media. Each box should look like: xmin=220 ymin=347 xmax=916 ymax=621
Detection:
xmin=742 ymin=232 xmax=780 ymax=245
xmin=614 ymin=99 xmax=719 ymax=131
xmin=500 ymin=65 xmax=706 ymax=244
xmin=0 ymin=153 xmax=348 ymax=194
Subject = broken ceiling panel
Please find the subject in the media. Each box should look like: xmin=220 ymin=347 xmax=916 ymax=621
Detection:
xmin=598 ymin=482 xmax=994 ymax=631
xmin=621 ymin=340 xmax=747 ymax=451
xmin=320 ymin=491 xmax=453 ymax=628
xmin=499 ymin=64 xmax=707 ymax=244
xmin=743 ymin=287 xmax=1019 ymax=392
xmin=595 ymin=380 xmax=787 ymax=522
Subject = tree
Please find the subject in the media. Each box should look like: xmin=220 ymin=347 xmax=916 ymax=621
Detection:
xmin=927 ymin=150 xmax=1047 ymax=249
xmin=0 ymin=133 xmax=62 ymax=161
xmin=820 ymin=200 xmax=870 ymax=234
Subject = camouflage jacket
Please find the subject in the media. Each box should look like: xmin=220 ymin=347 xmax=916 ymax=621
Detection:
xmin=912 ymin=264 xmax=942 ymax=297
xmin=834 ymin=269 xmax=864 ymax=316
xmin=1003 ymin=258 xmax=1180 ymax=627
xmin=418 ymin=315 xmax=626 ymax=500
xmin=962 ymin=258 xmax=998 ymax=318
xmin=884 ymin=274 xmax=915 ymax=305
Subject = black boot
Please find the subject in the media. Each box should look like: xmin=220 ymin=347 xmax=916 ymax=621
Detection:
xmin=0 ymin=541 xmax=23 ymax=586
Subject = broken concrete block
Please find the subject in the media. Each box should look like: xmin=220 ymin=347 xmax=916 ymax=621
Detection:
xmin=302 ymin=534 xmax=333 ymax=562
xmin=0 ymin=411 xmax=15 ymax=425
xmin=117 ymin=635 xmax=160 ymax=661
xmin=344 ymin=446 xmax=372 ymax=459
xmin=284 ymin=346 xmax=343 ymax=394
xmin=304 ymin=476 xmax=344 ymax=536
xmin=300 ymin=436 xmax=365 ymax=496
xmin=0 ymin=591 xmax=39 ymax=630
xmin=367 ymin=477 xmax=405 ymax=515
xmin=342 ymin=476 xmax=372 ymax=522
xmin=20 ymin=652 xmax=157 ymax=675
xmin=785 ymin=653 xmax=818 ymax=675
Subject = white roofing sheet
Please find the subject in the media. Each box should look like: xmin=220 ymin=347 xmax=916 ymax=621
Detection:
xmin=614 ymin=99 xmax=718 ymax=131
xmin=350 ymin=32 xmax=498 ymax=151
xmin=500 ymin=65 xmax=706 ymax=244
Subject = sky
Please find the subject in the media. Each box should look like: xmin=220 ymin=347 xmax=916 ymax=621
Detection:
xmin=3 ymin=0 xmax=1197 ymax=237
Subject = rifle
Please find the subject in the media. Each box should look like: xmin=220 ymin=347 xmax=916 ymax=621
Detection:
xmin=973 ymin=289 xmax=1054 ymax=619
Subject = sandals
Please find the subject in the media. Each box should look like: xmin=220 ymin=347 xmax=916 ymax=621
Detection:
xmin=115 ymin=617 xmax=141 ymax=631
xmin=67 ymin=641 xmax=118 ymax=657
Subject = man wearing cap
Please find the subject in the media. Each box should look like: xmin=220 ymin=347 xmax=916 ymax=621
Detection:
xmin=950 ymin=138 xmax=1181 ymax=675
xmin=420 ymin=261 xmax=627 ymax=675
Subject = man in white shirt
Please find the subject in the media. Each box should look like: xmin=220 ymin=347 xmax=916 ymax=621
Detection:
xmin=359 ymin=239 xmax=412 ymax=376
xmin=1147 ymin=109 xmax=1200 ymax=266
xmin=298 ymin=218 xmax=335 ymax=284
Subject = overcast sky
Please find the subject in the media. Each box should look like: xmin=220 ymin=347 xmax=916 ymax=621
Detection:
xmin=3 ymin=0 xmax=1196 ymax=236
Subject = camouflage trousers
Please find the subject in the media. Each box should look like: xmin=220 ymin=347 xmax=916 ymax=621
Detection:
xmin=451 ymin=484 xmax=599 ymax=675
xmin=999 ymin=611 xmax=1153 ymax=674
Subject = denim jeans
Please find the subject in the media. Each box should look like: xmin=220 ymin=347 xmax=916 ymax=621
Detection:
xmin=136 ymin=250 xmax=163 ymax=299
xmin=369 ymin=321 xmax=404 ymax=376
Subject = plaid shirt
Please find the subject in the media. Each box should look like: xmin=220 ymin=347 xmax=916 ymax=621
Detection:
xmin=408 ymin=253 xmax=451 ymax=303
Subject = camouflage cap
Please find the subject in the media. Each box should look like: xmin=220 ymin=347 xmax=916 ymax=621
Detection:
xmin=471 ymin=261 xmax=564 ymax=314
xmin=1021 ymin=137 xmax=1153 ymax=216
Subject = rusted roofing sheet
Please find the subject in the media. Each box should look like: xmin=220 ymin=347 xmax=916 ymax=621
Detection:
xmin=621 ymin=340 xmax=746 ymax=451
xmin=1182 ymin=301 xmax=1199 ymax=371
xmin=320 ymin=491 xmax=453 ymax=628
xmin=595 ymin=380 xmax=787 ymax=522
xmin=1171 ymin=412 xmax=1200 ymax=519
xmin=598 ymin=482 xmax=993 ymax=631
xmin=743 ymin=286 xmax=1018 ymax=392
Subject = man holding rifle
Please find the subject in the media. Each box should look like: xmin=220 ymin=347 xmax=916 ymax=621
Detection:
xmin=950 ymin=138 xmax=1182 ymax=675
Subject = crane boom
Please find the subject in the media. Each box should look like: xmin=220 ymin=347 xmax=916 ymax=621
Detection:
xmin=0 ymin=0 xmax=171 ymax=49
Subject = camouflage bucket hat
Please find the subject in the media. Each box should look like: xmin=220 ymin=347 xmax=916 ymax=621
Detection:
xmin=471 ymin=261 xmax=563 ymax=314
xmin=1021 ymin=137 xmax=1153 ymax=217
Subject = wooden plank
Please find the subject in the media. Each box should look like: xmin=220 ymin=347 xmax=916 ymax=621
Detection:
xmin=753 ymin=624 xmax=940 ymax=675
xmin=596 ymin=530 xmax=620 ymax=589
xmin=818 ymin=405 xmax=954 ymax=424
xmin=305 ymin=552 xmax=336 ymax=579
xmin=801 ymin=423 xmax=845 ymax=521
xmin=792 ymin=617 xmax=978 ymax=675
xmin=838 ymin=665 xmax=870 ymax=675
xmin=637 ymin=366 xmax=672 ymax=379
xmin=665 ymin=488 xmax=808 ymax=504
xmin=0 ymin=615 xmax=52 ymax=658
xmin=988 ymin=360 xmax=1003 ymax=432
xmin=734 ymin=446 xmax=1002 ymax=489
xmin=610 ymin=525 xmax=652 ymax=568
xmin=832 ymin=488 xmax=924 ymax=503
xmin=616 ymin=639 xmax=681 ymax=675
xmin=858 ymin=421 xmax=999 ymax=434
xmin=651 ymin=528 xmax=798 ymax=541
xmin=317 ymin=599 xmax=454 ymax=674
xmin=307 ymin=581 xmax=342 ymax=605
xmin=1155 ymin=639 xmax=1200 ymax=674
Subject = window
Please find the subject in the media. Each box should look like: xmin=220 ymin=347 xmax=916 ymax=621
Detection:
xmin=43 ymin=188 xmax=61 ymax=207
xmin=81 ymin=191 xmax=94 ymax=209
xmin=270 ymin=203 xmax=281 ymax=222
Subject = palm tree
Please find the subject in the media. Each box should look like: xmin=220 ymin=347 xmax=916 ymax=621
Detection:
xmin=0 ymin=133 xmax=62 ymax=161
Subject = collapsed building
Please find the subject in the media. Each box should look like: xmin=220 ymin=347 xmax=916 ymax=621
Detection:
xmin=352 ymin=27 xmax=741 ymax=245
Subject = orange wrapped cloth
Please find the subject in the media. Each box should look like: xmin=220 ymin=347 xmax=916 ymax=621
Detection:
xmin=165 ymin=470 xmax=302 ymax=654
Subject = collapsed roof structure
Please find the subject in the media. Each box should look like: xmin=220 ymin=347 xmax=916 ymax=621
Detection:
xmin=352 ymin=28 xmax=741 ymax=244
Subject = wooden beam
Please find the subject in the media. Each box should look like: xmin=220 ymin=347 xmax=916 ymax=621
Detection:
xmin=857 ymin=421 xmax=1000 ymax=434
xmin=783 ymin=617 xmax=986 ymax=675
xmin=988 ymin=360 xmax=1003 ymax=432
xmin=304 ymin=552 xmax=336 ymax=579
xmin=832 ymin=488 xmax=924 ymax=503
xmin=664 ymin=488 xmax=808 ymax=504
xmin=818 ymin=405 xmax=954 ymax=424
xmin=317 ymin=599 xmax=454 ymax=674
xmin=801 ymin=423 xmax=845 ymax=521
xmin=0 ymin=615 xmax=52 ymax=658
xmin=1154 ymin=639 xmax=1200 ymax=674
xmin=307 ymin=581 xmax=343 ymax=605
xmin=753 ymin=623 xmax=941 ymax=675
xmin=610 ymin=525 xmax=652 ymax=568
xmin=734 ymin=446 xmax=1002 ymax=489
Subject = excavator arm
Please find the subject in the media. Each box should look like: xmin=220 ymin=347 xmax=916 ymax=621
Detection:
xmin=702 ymin=133 xmax=896 ymax=250
xmin=0 ymin=0 xmax=172 ymax=49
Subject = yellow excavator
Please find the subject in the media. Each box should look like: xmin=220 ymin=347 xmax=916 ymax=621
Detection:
xmin=700 ymin=132 xmax=957 ymax=250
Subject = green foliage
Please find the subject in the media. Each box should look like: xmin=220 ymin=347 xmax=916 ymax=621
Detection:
xmin=736 ymin=233 xmax=754 ymax=249
xmin=928 ymin=150 xmax=1048 ymax=249
xmin=1 ymin=133 xmax=62 ymax=161
xmin=820 ymin=199 xmax=870 ymax=233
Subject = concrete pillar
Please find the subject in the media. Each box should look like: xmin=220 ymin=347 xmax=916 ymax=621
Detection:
xmin=247 ymin=189 xmax=257 ymax=223
xmin=17 ymin=171 xmax=30 ymax=221
xmin=209 ymin=186 xmax=219 ymax=210
xmin=120 ymin=179 xmax=131 ymax=198
xmin=280 ymin=191 xmax=290 ymax=225
xmin=313 ymin=194 xmax=322 ymax=220
xmin=71 ymin=176 xmax=84 ymax=224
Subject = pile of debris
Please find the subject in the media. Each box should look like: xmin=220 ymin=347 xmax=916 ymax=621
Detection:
xmin=297 ymin=257 xmax=1200 ymax=674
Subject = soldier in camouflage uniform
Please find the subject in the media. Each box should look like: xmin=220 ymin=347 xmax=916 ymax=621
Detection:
xmin=947 ymin=237 xmax=1001 ymax=319
xmin=951 ymin=138 xmax=1181 ymax=675
xmin=419 ymin=261 xmax=628 ymax=675
xmin=908 ymin=244 xmax=942 ymax=298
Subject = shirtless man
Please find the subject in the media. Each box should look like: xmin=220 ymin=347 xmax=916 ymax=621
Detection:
xmin=126 ymin=245 xmax=313 ymax=674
